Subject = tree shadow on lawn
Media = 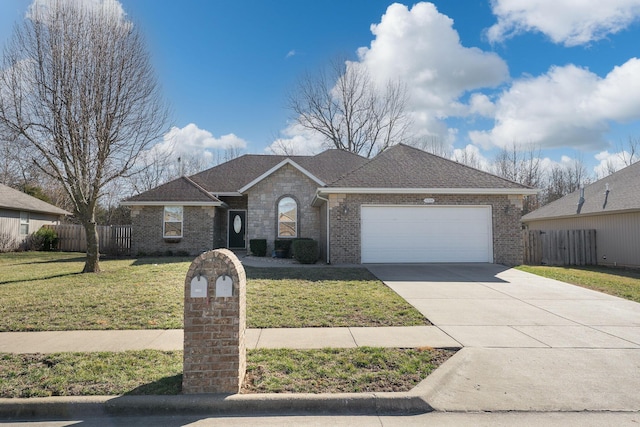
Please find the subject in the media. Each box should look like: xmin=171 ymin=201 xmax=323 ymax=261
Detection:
xmin=245 ymin=266 xmax=376 ymax=282
xmin=0 ymin=271 xmax=82 ymax=286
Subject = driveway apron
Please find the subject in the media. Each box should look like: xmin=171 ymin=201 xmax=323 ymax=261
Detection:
xmin=367 ymin=263 xmax=640 ymax=412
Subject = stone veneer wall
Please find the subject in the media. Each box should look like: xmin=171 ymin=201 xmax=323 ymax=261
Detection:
xmin=328 ymin=193 xmax=524 ymax=266
xmin=130 ymin=205 xmax=217 ymax=256
xmin=246 ymin=164 xmax=321 ymax=255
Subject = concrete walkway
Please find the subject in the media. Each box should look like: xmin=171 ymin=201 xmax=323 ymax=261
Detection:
xmin=367 ymin=263 xmax=640 ymax=412
xmin=0 ymin=326 xmax=460 ymax=354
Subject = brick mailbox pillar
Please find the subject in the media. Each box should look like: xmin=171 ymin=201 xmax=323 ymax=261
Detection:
xmin=182 ymin=249 xmax=246 ymax=394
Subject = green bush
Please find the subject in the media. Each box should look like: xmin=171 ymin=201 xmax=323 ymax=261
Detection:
xmin=250 ymin=239 xmax=267 ymax=257
xmin=34 ymin=227 xmax=58 ymax=251
xmin=274 ymin=239 xmax=292 ymax=257
xmin=292 ymin=239 xmax=318 ymax=264
xmin=291 ymin=238 xmax=313 ymax=258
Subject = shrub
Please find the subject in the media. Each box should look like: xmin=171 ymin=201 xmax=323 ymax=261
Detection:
xmin=292 ymin=239 xmax=318 ymax=264
xmin=34 ymin=227 xmax=58 ymax=251
xmin=0 ymin=232 xmax=18 ymax=253
xmin=250 ymin=239 xmax=267 ymax=257
xmin=291 ymin=237 xmax=313 ymax=258
xmin=274 ymin=239 xmax=292 ymax=257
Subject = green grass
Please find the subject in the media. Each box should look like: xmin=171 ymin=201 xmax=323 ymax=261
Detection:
xmin=0 ymin=252 xmax=428 ymax=331
xmin=0 ymin=348 xmax=455 ymax=397
xmin=0 ymin=252 xmax=189 ymax=331
xmin=243 ymin=347 xmax=454 ymax=394
xmin=247 ymin=267 xmax=429 ymax=328
xmin=517 ymin=265 xmax=640 ymax=303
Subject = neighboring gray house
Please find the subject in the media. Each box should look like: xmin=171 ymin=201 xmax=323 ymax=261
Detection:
xmin=522 ymin=161 xmax=640 ymax=268
xmin=0 ymin=183 xmax=71 ymax=250
xmin=122 ymin=144 xmax=536 ymax=265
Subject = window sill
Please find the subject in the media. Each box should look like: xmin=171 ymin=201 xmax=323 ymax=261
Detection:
xmin=163 ymin=237 xmax=182 ymax=243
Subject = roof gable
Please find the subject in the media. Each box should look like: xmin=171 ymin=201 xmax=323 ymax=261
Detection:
xmin=238 ymin=158 xmax=326 ymax=193
xmin=123 ymin=176 xmax=222 ymax=205
xmin=523 ymin=161 xmax=640 ymax=221
xmin=0 ymin=184 xmax=71 ymax=215
xmin=327 ymin=144 xmax=534 ymax=191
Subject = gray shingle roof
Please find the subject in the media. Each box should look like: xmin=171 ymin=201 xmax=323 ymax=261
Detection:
xmin=0 ymin=184 xmax=71 ymax=215
xmin=523 ymin=160 xmax=640 ymax=221
xmin=328 ymin=144 xmax=532 ymax=189
xmin=124 ymin=145 xmax=533 ymax=204
xmin=124 ymin=176 xmax=222 ymax=204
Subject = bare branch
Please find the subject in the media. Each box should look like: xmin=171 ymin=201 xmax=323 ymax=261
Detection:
xmin=0 ymin=0 xmax=169 ymax=272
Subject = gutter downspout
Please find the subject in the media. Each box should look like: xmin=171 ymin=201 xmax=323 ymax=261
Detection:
xmin=315 ymin=193 xmax=331 ymax=264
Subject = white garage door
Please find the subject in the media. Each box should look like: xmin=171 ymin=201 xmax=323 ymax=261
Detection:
xmin=361 ymin=205 xmax=493 ymax=263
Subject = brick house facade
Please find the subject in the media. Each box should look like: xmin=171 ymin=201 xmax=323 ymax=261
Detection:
xmin=122 ymin=145 xmax=536 ymax=265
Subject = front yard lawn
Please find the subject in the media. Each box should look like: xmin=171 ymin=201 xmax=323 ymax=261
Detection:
xmin=517 ymin=265 xmax=640 ymax=303
xmin=0 ymin=347 xmax=455 ymax=397
xmin=0 ymin=252 xmax=428 ymax=331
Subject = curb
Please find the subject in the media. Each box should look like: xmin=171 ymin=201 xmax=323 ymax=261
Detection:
xmin=0 ymin=392 xmax=433 ymax=420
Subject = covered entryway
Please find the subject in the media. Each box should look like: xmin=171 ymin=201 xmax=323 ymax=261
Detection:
xmin=361 ymin=205 xmax=493 ymax=263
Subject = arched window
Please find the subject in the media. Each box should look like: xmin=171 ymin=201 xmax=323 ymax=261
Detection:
xmin=277 ymin=197 xmax=297 ymax=237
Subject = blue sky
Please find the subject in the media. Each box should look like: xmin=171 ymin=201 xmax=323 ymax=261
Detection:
xmin=1 ymin=0 xmax=640 ymax=178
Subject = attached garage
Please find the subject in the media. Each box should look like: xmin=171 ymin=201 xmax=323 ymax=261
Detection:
xmin=361 ymin=205 xmax=493 ymax=263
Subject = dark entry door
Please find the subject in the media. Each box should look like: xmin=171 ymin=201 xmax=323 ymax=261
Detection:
xmin=228 ymin=211 xmax=246 ymax=249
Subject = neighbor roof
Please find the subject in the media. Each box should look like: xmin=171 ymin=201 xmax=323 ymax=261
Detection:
xmin=326 ymin=144 xmax=534 ymax=191
xmin=523 ymin=160 xmax=640 ymax=221
xmin=0 ymin=184 xmax=71 ymax=216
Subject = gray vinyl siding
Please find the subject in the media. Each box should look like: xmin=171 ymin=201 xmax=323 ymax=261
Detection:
xmin=524 ymin=211 xmax=640 ymax=268
xmin=0 ymin=208 xmax=64 ymax=249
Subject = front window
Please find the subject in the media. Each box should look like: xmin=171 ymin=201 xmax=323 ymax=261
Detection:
xmin=277 ymin=197 xmax=297 ymax=238
xmin=20 ymin=212 xmax=29 ymax=235
xmin=163 ymin=206 xmax=183 ymax=238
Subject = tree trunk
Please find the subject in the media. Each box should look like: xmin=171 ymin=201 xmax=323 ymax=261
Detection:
xmin=82 ymin=221 xmax=101 ymax=273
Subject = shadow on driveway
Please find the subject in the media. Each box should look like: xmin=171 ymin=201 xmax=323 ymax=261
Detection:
xmin=366 ymin=263 xmax=510 ymax=283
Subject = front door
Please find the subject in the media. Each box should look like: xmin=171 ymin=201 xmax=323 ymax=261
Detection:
xmin=228 ymin=210 xmax=246 ymax=249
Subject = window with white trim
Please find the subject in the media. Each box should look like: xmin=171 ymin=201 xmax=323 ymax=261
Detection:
xmin=277 ymin=197 xmax=297 ymax=238
xmin=163 ymin=206 xmax=183 ymax=238
xmin=20 ymin=212 xmax=29 ymax=235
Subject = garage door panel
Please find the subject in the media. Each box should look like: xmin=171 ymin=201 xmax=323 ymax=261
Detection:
xmin=361 ymin=206 xmax=492 ymax=263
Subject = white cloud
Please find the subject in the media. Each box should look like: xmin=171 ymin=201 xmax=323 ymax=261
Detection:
xmin=157 ymin=123 xmax=247 ymax=157
xmin=266 ymin=123 xmax=327 ymax=155
xmin=358 ymin=2 xmax=508 ymax=117
xmin=468 ymin=93 xmax=496 ymax=117
xmin=285 ymin=50 xmax=296 ymax=59
xmin=487 ymin=0 xmax=640 ymax=46
xmin=470 ymin=58 xmax=640 ymax=150
xmin=593 ymin=149 xmax=634 ymax=177
xmin=280 ymin=2 xmax=509 ymax=152
xmin=452 ymin=144 xmax=491 ymax=170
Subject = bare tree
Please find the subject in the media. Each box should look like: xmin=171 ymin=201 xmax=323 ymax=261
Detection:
xmin=541 ymin=154 xmax=591 ymax=205
xmin=452 ymin=146 xmax=484 ymax=170
xmin=617 ymin=136 xmax=640 ymax=167
xmin=287 ymin=58 xmax=410 ymax=158
xmin=492 ymin=142 xmax=543 ymax=213
xmin=0 ymin=0 xmax=169 ymax=272
xmin=411 ymin=135 xmax=452 ymax=158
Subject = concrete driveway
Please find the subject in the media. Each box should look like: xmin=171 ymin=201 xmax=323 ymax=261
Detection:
xmin=367 ymin=263 xmax=640 ymax=412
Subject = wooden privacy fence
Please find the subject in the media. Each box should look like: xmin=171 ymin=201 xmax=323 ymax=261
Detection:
xmin=44 ymin=224 xmax=131 ymax=256
xmin=523 ymin=229 xmax=597 ymax=266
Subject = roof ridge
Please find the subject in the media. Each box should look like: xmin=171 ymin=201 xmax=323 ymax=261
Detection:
xmin=181 ymin=176 xmax=221 ymax=202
